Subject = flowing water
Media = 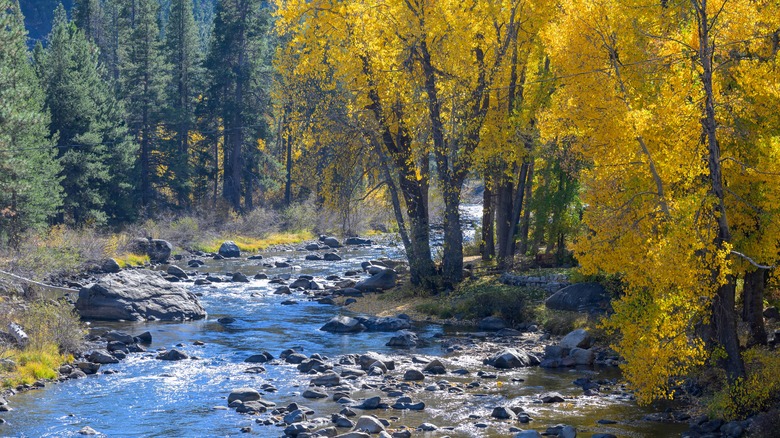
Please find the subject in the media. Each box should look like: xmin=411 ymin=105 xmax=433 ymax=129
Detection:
xmin=0 ymin=209 xmax=687 ymax=437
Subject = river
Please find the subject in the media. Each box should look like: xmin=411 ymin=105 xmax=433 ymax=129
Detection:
xmin=0 ymin=210 xmax=686 ymax=437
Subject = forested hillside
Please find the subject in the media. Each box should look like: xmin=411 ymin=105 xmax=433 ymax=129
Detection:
xmin=2 ymin=0 xmax=779 ymax=426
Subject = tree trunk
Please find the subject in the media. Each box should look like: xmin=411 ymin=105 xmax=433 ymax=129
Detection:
xmin=480 ymin=176 xmax=495 ymax=260
xmin=518 ymin=160 xmax=534 ymax=254
xmin=495 ymin=175 xmax=513 ymax=265
xmin=694 ymin=0 xmax=745 ymax=382
xmin=441 ymin=183 xmax=464 ymax=286
xmin=743 ymin=269 xmax=768 ymax=347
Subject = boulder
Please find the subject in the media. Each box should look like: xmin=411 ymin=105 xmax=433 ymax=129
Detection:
xmin=486 ymin=349 xmax=540 ymax=369
xmin=355 ymin=269 xmax=398 ymax=292
xmin=88 ymin=350 xmax=118 ymax=364
xmin=559 ymin=329 xmax=592 ymax=349
xmin=515 ymin=431 xmax=543 ymax=438
xmin=324 ymin=253 xmax=343 ymax=261
xmin=321 ymin=316 xmax=367 ymax=333
xmin=232 ymin=272 xmax=249 ymax=283
xmin=569 ymin=348 xmax=594 ymax=365
xmin=545 ymin=282 xmax=610 ymax=313
xmin=386 ymin=331 xmax=419 ymax=348
xmin=360 ymin=316 xmax=411 ymax=332
xmin=228 ymin=388 xmax=261 ymax=404
xmin=403 ymin=369 xmax=425 ymax=381
xmin=166 ymin=265 xmax=187 ymax=279
xmin=156 ymin=349 xmax=188 ymax=361
xmin=218 ymin=241 xmax=241 ymax=258
xmin=75 ymin=270 xmax=207 ymax=321
xmin=353 ymin=416 xmax=385 ymax=433
xmin=423 ymin=359 xmax=446 ymax=375
xmin=245 ymin=351 xmax=273 ymax=363
xmin=104 ymin=330 xmax=134 ymax=344
xmin=311 ymin=371 xmax=342 ymax=387
xmin=540 ymin=392 xmax=565 ymax=403
xmin=128 ymin=238 xmax=172 ymax=263
xmin=100 ymin=258 xmax=121 ymax=274
xmin=321 ymin=237 xmax=342 ymax=248
xmin=478 ymin=316 xmax=507 ymax=331
xmin=345 ymin=237 xmax=372 ymax=246
xmin=491 ymin=406 xmax=516 ymax=420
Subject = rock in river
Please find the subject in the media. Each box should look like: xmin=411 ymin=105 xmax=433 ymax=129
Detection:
xmin=228 ymin=388 xmax=261 ymax=404
xmin=320 ymin=315 xmax=367 ymax=333
xmin=354 ymin=269 xmax=398 ymax=292
xmin=485 ymin=349 xmax=540 ymax=369
xmin=128 ymin=238 xmax=172 ymax=263
xmin=219 ymin=241 xmax=241 ymax=258
xmin=75 ymin=270 xmax=207 ymax=321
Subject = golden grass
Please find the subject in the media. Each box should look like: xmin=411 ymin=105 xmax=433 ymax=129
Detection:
xmin=2 ymin=344 xmax=69 ymax=387
xmin=114 ymin=253 xmax=150 ymax=268
xmin=194 ymin=231 xmax=314 ymax=254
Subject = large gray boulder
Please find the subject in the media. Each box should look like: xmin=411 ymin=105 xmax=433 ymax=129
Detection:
xmin=218 ymin=241 xmax=241 ymax=258
xmin=354 ymin=269 xmax=398 ymax=292
xmin=128 ymin=238 xmax=172 ymax=263
xmin=559 ymin=328 xmax=592 ymax=349
xmin=485 ymin=349 xmax=540 ymax=369
xmin=545 ymin=282 xmax=610 ymax=313
xmin=320 ymin=315 xmax=367 ymax=333
xmin=75 ymin=270 xmax=207 ymax=321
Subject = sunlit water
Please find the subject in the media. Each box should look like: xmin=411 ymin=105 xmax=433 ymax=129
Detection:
xmin=0 ymin=207 xmax=687 ymax=437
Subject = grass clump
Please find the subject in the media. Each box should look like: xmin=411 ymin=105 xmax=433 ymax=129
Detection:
xmin=114 ymin=253 xmax=150 ymax=268
xmin=193 ymin=230 xmax=314 ymax=254
xmin=3 ymin=344 xmax=69 ymax=387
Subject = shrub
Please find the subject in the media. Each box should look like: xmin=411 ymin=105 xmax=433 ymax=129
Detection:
xmin=708 ymin=347 xmax=780 ymax=420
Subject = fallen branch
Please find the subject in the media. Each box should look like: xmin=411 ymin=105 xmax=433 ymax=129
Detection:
xmin=0 ymin=269 xmax=78 ymax=293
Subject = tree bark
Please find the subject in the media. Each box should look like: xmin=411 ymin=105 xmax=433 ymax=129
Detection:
xmin=518 ymin=159 xmax=534 ymax=254
xmin=742 ymin=269 xmax=768 ymax=347
xmin=694 ymin=0 xmax=745 ymax=382
xmin=480 ymin=175 xmax=495 ymax=260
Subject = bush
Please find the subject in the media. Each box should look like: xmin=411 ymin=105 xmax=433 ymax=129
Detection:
xmin=708 ymin=347 xmax=780 ymax=420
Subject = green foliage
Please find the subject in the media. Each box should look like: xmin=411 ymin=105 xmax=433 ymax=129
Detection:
xmin=0 ymin=0 xmax=63 ymax=247
xmin=708 ymin=347 xmax=780 ymax=420
xmin=35 ymin=5 xmax=137 ymax=226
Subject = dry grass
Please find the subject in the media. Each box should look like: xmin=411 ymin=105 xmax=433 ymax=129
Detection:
xmin=192 ymin=231 xmax=314 ymax=254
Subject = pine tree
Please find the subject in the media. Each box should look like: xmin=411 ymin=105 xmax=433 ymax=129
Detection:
xmin=205 ymin=0 xmax=269 ymax=212
xmin=0 ymin=0 xmax=62 ymax=246
xmin=164 ymin=0 xmax=202 ymax=207
xmin=36 ymin=4 xmax=137 ymax=226
xmin=119 ymin=0 xmax=169 ymax=210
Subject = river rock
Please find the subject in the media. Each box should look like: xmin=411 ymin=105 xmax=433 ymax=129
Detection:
xmin=232 ymin=272 xmax=249 ymax=283
xmin=321 ymin=236 xmax=342 ymax=248
xmin=166 ymin=265 xmax=187 ymax=279
xmin=360 ymin=316 xmax=411 ymax=332
xmin=559 ymin=329 xmax=592 ymax=349
xmin=76 ymin=270 xmax=206 ymax=321
xmin=228 ymin=388 xmax=261 ymax=404
xmin=423 ymin=359 xmax=446 ymax=374
xmin=358 ymin=352 xmax=394 ymax=371
xmin=486 ymin=349 xmax=540 ymax=369
xmin=76 ymin=362 xmax=100 ymax=374
xmin=157 ymin=349 xmax=188 ymax=361
xmin=540 ymin=392 xmax=565 ymax=403
xmin=324 ymin=253 xmax=343 ymax=261
xmin=284 ymin=409 xmax=307 ymax=424
xmin=345 ymin=237 xmax=372 ymax=246
xmin=218 ymin=241 xmax=241 ymax=258
xmin=104 ymin=330 xmax=134 ymax=344
xmin=88 ymin=350 xmax=119 ymax=364
xmin=515 ymin=431 xmax=543 ymax=438
xmin=403 ymin=369 xmax=425 ymax=381
xmin=311 ymin=371 xmax=342 ymax=387
xmin=491 ymin=406 xmax=516 ymax=420
xmin=245 ymin=351 xmax=273 ymax=363
xmin=275 ymin=286 xmax=292 ymax=295
xmin=569 ymin=347 xmax=594 ymax=365
xmin=78 ymin=426 xmax=99 ymax=435
xmin=303 ymin=389 xmax=329 ymax=399
xmin=546 ymin=424 xmax=576 ymax=438
xmin=306 ymin=254 xmax=323 ymax=261
xmin=479 ymin=316 xmax=508 ymax=331
xmin=353 ymin=416 xmax=385 ymax=433
xmin=545 ymin=283 xmax=609 ymax=313
xmin=100 ymin=258 xmax=121 ymax=274
xmin=290 ymin=278 xmax=311 ymax=289
xmin=321 ymin=316 xmax=367 ymax=333
xmin=129 ymin=238 xmax=172 ymax=263
xmin=354 ymin=269 xmax=398 ymax=292
xmin=386 ymin=331 xmax=418 ymax=348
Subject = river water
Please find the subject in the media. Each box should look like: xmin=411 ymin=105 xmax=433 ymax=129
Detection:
xmin=0 ymin=210 xmax=686 ymax=437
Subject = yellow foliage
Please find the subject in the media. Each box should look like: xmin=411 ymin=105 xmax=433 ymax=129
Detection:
xmin=194 ymin=231 xmax=314 ymax=254
xmin=3 ymin=345 xmax=70 ymax=388
xmin=114 ymin=253 xmax=150 ymax=268
xmin=709 ymin=347 xmax=780 ymax=420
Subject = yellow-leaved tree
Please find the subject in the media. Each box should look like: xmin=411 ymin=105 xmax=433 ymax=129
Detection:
xmin=542 ymin=0 xmax=780 ymax=406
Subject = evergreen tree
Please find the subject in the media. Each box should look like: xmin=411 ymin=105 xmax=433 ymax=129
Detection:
xmin=119 ymin=0 xmax=169 ymax=210
xmin=205 ymin=0 xmax=270 ymax=212
xmin=36 ymin=4 xmax=137 ymax=226
xmin=164 ymin=0 xmax=202 ymax=207
xmin=0 ymin=0 xmax=62 ymax=246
